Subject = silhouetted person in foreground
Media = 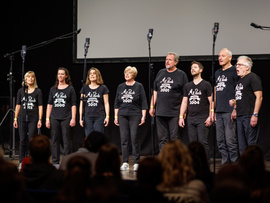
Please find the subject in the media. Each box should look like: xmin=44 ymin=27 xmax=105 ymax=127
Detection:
xmin=21 ymin=134 xmax=64 ymax=191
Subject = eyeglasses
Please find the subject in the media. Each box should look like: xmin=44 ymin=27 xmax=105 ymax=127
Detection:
xmin=235 ymin=63 xmax=248 ymax=67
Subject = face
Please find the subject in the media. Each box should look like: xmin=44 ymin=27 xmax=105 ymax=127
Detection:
xmin=218 ymin=49 xmax=232 ymax=67
xmin=190 ymin=64 xmax=202 ymax=77
xmin=26 ymin=74 xmax=35 ymax=86
xmin=89 ymin=70 xmax=97 ymax=82
xmin=236 ymin=59 xmax=249 ymax=78
xmin=124 ymin=70 xmax=134 ymax=81
xmin=165 ymin=54 xmax=177 ymax=69
xmin=57 ymin=70 xmax=67 ymax=83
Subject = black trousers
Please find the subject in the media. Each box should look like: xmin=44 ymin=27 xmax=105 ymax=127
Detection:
xmin=19 ymin=117 xmax=38 ymax=162
xmin=50 ymin=118 xmax=72 ymax=164
xmin=118 ymin=115 xmax=141 ymax=164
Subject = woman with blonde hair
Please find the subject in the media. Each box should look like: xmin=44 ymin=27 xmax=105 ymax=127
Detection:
xmin=114 ymin=66 xmax=148 ymax=171
xmin=79 ymin=67 xmax=109 ymax=136
xmin=157 ymin=140 xmax=209 ymax=203
xmin=13 ymin=71 xmax=43 ymax=167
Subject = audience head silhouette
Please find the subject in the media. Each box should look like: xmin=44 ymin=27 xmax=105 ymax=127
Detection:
xmin=84 ymin=131 xmax=109 ymax=153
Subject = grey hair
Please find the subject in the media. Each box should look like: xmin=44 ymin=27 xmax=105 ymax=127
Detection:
xmin=221 ymin=48 xmax=232 ymax=57
xmin=167 ymin=52 xmax=179 ymax=62
xmin=237 ymin=56 xmax=253 ymax=70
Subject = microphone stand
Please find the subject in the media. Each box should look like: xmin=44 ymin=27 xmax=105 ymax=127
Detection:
xmin=6 ymin=55 xmax=15 ymax=157
xmin=80 ymin=39 xmax=90 ymax=133
xmin=147 ymin=31 xmax=155 ymax=155
xmin=21 ymin=46 xmax=29 ymax=158
xmin=212 ymin=30 xmax=217 ymax=174
xmin=2 ymin=29 xmax=81 ymax=156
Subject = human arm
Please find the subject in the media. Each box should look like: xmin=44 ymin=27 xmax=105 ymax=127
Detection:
xmin=37 ymin=105 xmax=43 ymax=128
xmin=139 ymin=109 xmax=147 ymax=126
xmin=13 ymin=105 xmax=21 ymax=128
xmin=114 ymin=108 xmax=119 ymax=126
xmin=149 ymin=90 xmax=157 ymax=117
xmin=179 ymin=97 xmax=188 ymax=128
xmin=205 ymin=95 xmax=213 ymax=127
xmin=79 ymin=93 xmax=84 ymax=127
xmin=103 ymin=93 xmax=110 ymax=127
xmin=70 ymin=105 xmax=76 ymax=127
xmin=45 ymin=104 xmax=52 ymax=129
xmin=229 ymin=99 xmax=237 ymax=121
xmin=250 ymin=91 xmax=263 ymax=127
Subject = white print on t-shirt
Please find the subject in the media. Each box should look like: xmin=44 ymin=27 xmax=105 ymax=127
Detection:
xmin=235 ymin=83 xmax=243 ymax=101
xmin=216 ymin=75 xmax=227 ymax=91
xmin=22 ymin=96 xmax=36 ymax=110
xmin=86 ymin=92 xmax=100 ymax=107
xmin=160 ymin=77 xmax=173 ymax=92
xmin=188 ymin=88 xmax=201 ymax=105
xmin=53 ymin=92 xmax=67 ymax=107
xmin=121 ymin=89 xmax=135 ymax=103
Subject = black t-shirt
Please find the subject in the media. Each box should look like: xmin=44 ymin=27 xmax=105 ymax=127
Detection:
xmin=153 ymin=68 xmax=188 ymax=117
xmin=235 ymin=72 xmax=262 ymax=116
xmin=47 ymin=86 xmax=77 ymax=120
xmin=80 ymin=85 xmax=109 ymax=117
xmin=215 ymin=66 xmax=239 ymax=113
xmin=114 ymin=81 xmax=148 ymax=116
xmin=16 ymin=87 xmax=43 ymax=119
xmin=183 ymin=80 xmax=212 ymax=119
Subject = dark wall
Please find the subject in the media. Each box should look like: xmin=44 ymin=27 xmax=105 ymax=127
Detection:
xmin=1 ymin=1 xmax=270 ymax=160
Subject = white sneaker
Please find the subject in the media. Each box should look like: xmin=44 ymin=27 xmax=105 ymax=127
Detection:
xmin=18 ymin=163 xmax=22 ymax=171
xmin=133 ymin=163 xmax=139 ymax=171
xmin=120 ymin=162 xmax=129 ymax=171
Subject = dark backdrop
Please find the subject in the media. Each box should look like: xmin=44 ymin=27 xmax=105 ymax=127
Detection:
xmin=1 ymin=1 xmax=270 ymax=160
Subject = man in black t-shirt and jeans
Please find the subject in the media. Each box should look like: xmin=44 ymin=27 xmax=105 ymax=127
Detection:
xmin=229 ymin=56 xmax=263 ymax=154
xmin=179 ymin=61 xmax=213 ymax=160
xmin=215 ymin=48 xmax=239 ymax=164
xmin=149 ymin=52 xmax=188 ymax=151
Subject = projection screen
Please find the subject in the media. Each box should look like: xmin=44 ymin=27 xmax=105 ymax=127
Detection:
xmin=74 ymin=0 xmax=270 ymax=62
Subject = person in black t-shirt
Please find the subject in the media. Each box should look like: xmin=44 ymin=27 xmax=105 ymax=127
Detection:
xmin=149 ymin=52 xmax=188 ymax=151
xmin=79 ymin=67 xmax=109 ymax=136
xmin=229 ymin=56 xmax=262 ymax=154
xmin=179 ymin=61 xmax=213 ymax=159
xmin=114 ymin=66 xmax=148 ymax=171
xmin=13 ymin=71 xmax=43 ymax=166
xmin=215 ymin=48 xmax=239 ymax=164
xmin=46 ymin=67 xmax=77 ymax=166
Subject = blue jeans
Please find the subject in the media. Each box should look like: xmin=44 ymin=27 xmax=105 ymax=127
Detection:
xmin=216 ymin=113 xmax=239 ymax=164
xmin=187 ymin=118 xmax=210 ymax=159
xmin=84 ymin=116 xmax=105 ymax=137
xmin=237 ymin=115 xmax=259 ymax=154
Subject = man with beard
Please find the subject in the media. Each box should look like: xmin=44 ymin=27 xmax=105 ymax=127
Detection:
xmin=149 ymin=52 xmax=188 ymax=151
xmin=179 ymin=61 xmax=213 ymax=160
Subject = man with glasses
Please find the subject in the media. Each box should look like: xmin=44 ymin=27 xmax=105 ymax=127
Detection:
xmin=215 ymin=48 xmax=239 ymax=164
xmin=229 ymin=56 xmax=262 ymax=154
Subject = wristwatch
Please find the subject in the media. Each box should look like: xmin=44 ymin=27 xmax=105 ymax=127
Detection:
xmin=253 ymin=113 xmax=258 ymax=117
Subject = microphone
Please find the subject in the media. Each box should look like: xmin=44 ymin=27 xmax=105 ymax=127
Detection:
xmin=84 ymin=38 xmax=90 ymax=55
xmin=84 ymin=38 xmax=90 ymax=49
xmin=21 ymin=45 xmax=26 ymax=58
xmin=250 ymin=22 xmax=261 ymax=29
xmin=147 ymin=29 xmax=153 ymax=40
xmin=213 ymin=22 xmax=219 ymax=35
xmin=75 ymin=28 xmax=81 ymax=34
